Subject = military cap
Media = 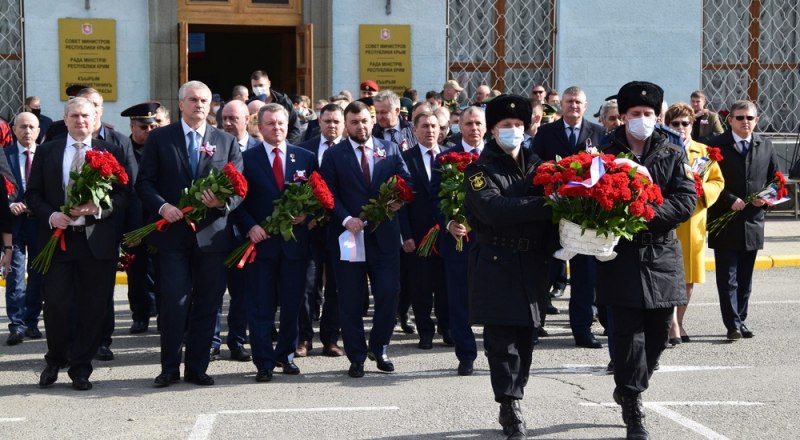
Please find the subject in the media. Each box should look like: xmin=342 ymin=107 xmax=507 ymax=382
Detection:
xmin=121 ymin=101 xmax=161 ymax=124
xmin=443 ymin=79 xmax=463 ymax=92
xmin=485 ymin=94 xmax=532 ymax=131
xmin=617 ymin=81 xmax=663 ymax=115
xmin=593 ymin=95 xmax=619 ymax=118
xmin=542 ymin=103 xmax=559 ymax=116
xmin=360 ymin=80 xmax=380 ymax=92
xmin=399 ymin=97 xmax=413 ymax=115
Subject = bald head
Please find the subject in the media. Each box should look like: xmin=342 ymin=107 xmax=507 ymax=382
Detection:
xmin=13 ymin=112 xmax=40 ymax=148
xmin=248 ymin=99 xmax=266 ymax=115
xmin=222 ymin=100 xmax=250 ymax=140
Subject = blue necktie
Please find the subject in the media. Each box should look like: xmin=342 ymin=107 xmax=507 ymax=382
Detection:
xmin=188 ymin=131 xmax=198 ymax=178
xmin=568 ymin=127 xmax=577 ymax=149
xmin=740 ymin=140 xmax=749 ymax=157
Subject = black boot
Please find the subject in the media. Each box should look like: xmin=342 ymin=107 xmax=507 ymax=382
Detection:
xmin=619 ymin=393 xmax=649 ymax=440
xmin=498 ymin=400 xmax=526 ymax=438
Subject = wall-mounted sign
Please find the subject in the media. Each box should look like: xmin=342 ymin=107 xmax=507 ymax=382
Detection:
xmin=59 ymin=18 xmax=117 ymax=101
xmin=359 ymin=25 xmax=411 ymax=95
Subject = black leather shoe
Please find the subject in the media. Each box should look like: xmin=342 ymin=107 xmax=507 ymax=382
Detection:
xmin=184 ymin=372 xmax=215 ymax=386
xmin=6 ymin=331 xmax=23 ymax=346
xmin=210 ymin=347 xmax=221 ymax=361
xmin=367 ymin=351 xmax=395 ymax=372
xmin=537 ymin=327 xmax=549 ymax=337
xmin=546 ymin=304 xmax=560 ymax=315
xmin=498 ymin=400 xmax=526 ymax=437
xmin=606 ymin=360 xmax=615 ymax=375
xmin=668 ymin=337 xmax=682 ymax=346
xmin=94 ymin=345 xmax=114 ymax=361
xmin=457 ymin=360 xmax=474 ymax=376
xmin=255 ymin=369 xmax=273 ymax=382
xmin=442 ymin=329 xmax=455 ymax=346
xmin=39 ymin=364 xmax=59 ymax=388
xmin=418 ymin=334 xmax=433 ymax=350
xmin=72 ymin=377 xmax=92 ymax=391
xmin=154 ymin=372 xmax=180 ymax=388
xmin=740 ymin=324 xmax=754 ymax=338
xmin=348 ymin=362 xmax=365 ymax=378
xmin=277 ymin=361 xmax=300 ymax=375
xmin=129 ymin=321 xmax=149 ymax=334
xmin=230 ymin=346 xmax=252 ymax=362
xmin=550 ymin=287 xmax=565 ymax=298
xmin=727 ymin=329 xmax=742 ymax=340
xmin=399 ymin=319 xmax=416 ymax=334
xmin=25 ymin=327 xmax=43 ymax=339
xmin=575 ymin=336 xmax=603 ymax=349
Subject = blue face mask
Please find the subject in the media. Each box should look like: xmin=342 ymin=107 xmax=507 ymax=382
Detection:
xmin=450 ymin=123 xmax=460 ymax=135
xmin=496 ymin=127 xmax=525 ymax=150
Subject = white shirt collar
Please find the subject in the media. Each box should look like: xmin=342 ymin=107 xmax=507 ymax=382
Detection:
xmin=66 ymin=134 xmax=92 ymax=149
xmin=419 ymin=143 xmax=440 ymax=156
xmin=731 ymin=132 xmax=752 ymax=145
xmin=349 ymin=137 xmax=375 ymax=150
xmin=17 ymin=141 xmax=35 ymax=154
xmin=461 ymin=139 xmax=483 ymax=152
xmin=181 ymin=118 xmax=207 ymax=139
xmin=321 ymin=136 xmax=341 ymax=148
xmin=263 ymin=141 xmax=287 ymax=155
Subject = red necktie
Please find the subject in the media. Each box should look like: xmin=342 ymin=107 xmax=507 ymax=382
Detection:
xmin=23 ymin=150 xmax=32 ymax=185
xmin=272 ymin=147 xmax=284 ymax=191
xmin=358 ymin=145 xmax=371 ymax=187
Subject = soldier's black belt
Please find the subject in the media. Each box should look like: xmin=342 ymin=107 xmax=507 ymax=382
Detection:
xmin=476 ymin=235 xmax=531 ymax=251
xmin=627 ymin=230 xmax=675 ymax=246
xmin=67 ymin=225 xmax=86 ymax=232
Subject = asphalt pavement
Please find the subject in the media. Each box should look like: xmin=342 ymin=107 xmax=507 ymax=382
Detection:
xmin=1 ymin=216 xmax=799 ymax=439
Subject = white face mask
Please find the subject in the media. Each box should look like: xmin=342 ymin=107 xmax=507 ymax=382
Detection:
xmin=450 ymin=123 xmax=460 ymax=135
xmin=496 ymin=126 xmax=525 ymax=150
xmin=211 ymin=105 xmax=220 ymax=114
xmin=252 ymin=86 xmax=267 ymax=96
xmin=626 ymin=116 xmax=656 ymax=140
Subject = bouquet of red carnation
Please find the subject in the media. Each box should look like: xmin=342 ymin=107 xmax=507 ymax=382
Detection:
xmin=690 ymin=146 xmax=724 ymax=197
xmin=708 ymin=170 xmax=789 ymax=236
xmin=123 ymin=162 xmax=247 ymax=247
xmin=417 ymin=151 xmax=479 ymax=256
xmin=360 ymin=174 xmax=414 ymax=232
xmin=117 ymin=249 xmax=136 ymax=272
xmin=533 ymin=152 xmax=664 ymax=257
xmin=32 ymin=150 xmax=129 ymax=273
xmin=3 ymin=176 xmax=15 ymax=199
xmin=225 ymin=170 xmax=334 ymax=268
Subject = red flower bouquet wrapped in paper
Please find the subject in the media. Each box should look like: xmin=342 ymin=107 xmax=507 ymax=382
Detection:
xmin=360 ymin=174 xmax=414 ymax=232
xmin=123 ymin=162 xmax=247 ymax=246
xmin=533 ymin=152 xmax=664 ymax=258
xmin=225 ymin=170 xmax=335 ymax=268
xmin=31 ymin=150 xmax=129 ymax=273
xmin=690 ymin=146 xmax=724 ymax=197
xmin=417 ymin=151 xmax=479 ymax=256
xmin=707 ymin=170 xmax=789 ymax=236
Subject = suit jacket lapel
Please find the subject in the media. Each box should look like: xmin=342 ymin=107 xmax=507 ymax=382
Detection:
xmin=253 ymin=144 xmax=281 ymax=193
xmin=343 ymin=143 xmax=370 ymax=192
xmin=172 ymin=124 xmax=192 ymax=180
xmin=410 ymin=148 xmax=431 ymax=193
xmin=197 ymin=128 xmax=216 ymax=177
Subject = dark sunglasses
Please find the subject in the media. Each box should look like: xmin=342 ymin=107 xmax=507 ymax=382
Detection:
xmin=532 ymin=90 xmax=545 ymax=94
xmin=733 ymin=115 xmax=756 ymax=121
xmin=669 ymin=121 xmax=691 ymax=127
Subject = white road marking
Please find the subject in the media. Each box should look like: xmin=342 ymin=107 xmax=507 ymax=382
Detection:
xmin=188 ymin=406 xmax=399 ymax=440
xmin=0 ymin=417 xmax=25 ymax=423
xmin=580 ymin=401 xmax=763 ymax=440
xmin=692 ymin=300 xmax=800 ymax=307
xmin=557 ymin=365 xmax=751 ymax=376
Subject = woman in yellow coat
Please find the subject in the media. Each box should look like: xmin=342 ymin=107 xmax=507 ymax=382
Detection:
xmin=664 ymin=103 xmax=725 ymax=344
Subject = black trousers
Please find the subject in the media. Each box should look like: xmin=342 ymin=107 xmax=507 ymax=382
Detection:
xmin=405 ymin=252 xmax=448 ymax=337
xmin=484 ymin=324 xmax=536 ymax=403
xmin=42 ymin=229 xmax=116 ymax=380
xmin=611 ymin=306 xmax=673 ymax=397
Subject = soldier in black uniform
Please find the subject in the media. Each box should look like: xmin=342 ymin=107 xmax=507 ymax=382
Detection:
xmin=598 ymin=82 xmax=696 ymax=440
xmin=120 ymin=102 xmax=161 ymax=334
xmin=463 ymin=95 xmax=554 ymax=440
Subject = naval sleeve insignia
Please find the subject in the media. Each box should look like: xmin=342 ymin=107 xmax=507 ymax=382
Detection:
xmin=469 ymin=172 xmax=487 ymax=191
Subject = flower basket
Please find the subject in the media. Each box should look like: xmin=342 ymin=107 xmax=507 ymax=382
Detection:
xmin=558 ymin=218 xmax=620 ymax=257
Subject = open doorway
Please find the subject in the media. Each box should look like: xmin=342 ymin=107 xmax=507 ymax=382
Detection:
xmin=187 ymin=24 xmax=297 ymax=102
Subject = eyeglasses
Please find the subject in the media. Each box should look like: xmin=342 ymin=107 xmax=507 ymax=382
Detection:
xmin=733 ymin=115 xmax=756 ymax=121
xmin=669 ymin=120 xmax=691 ymax=127
xmin=532 ymin=90 xmax=545 ymax=94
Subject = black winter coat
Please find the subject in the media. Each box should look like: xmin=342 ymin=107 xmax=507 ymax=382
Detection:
xmin=705 ymin=131 xmax=778 ymax=251
xmin=596 ymin=128 xmax=696 ymax=309
xmin=463 ymin=141 xmax=554 ymax=327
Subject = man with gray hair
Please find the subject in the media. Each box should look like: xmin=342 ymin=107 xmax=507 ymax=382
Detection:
xmin=28 ymin=97 xmax=130 ymax=391
xmin=137 ymin=80 xmax=243 ymax=387
xmin=372 ymin=90 xmax=417 ymax=152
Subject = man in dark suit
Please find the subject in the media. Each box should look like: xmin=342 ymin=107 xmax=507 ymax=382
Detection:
xmin=320 ymin=100 xmax=412 ymax=377
xmin=296 ymin=103 xmax=346 ymax=357
xmin=399 ymin=111 xmax=449 ymax=349
xmin=533 ymin=86 xmax=606 ymax=349
xmin=372 ymin=90 xmax=418 ymax=152
xmin=5 ymin=112 xmax=43 ymax=345
xmin=210 ymin=99 xmax=259 ymax=362
xmin=707 ymin=100 xmax=779 ymax=341
xmin=430 ymin=105 xmax=486 ymax=376
xmin=136 ymin=80 xmax=243 ymax=387
xmin=27 ymin=97 xmax=129 ymax=390
xmin=22 ymin=96 xmax=52 ymax=144
xmin=233 ymin=103 xmax=316 ymax=381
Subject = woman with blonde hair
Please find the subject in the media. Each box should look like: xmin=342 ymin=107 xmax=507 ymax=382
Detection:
xmin=664 ymin=102 xmax=725 ymax=344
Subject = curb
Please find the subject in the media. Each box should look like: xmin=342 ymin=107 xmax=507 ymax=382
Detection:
xmin=704 ymin=255 xmax=800 ymax=272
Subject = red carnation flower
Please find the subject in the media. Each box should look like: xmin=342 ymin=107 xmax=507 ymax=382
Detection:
xmin=3 ymin=176 xmax=14 ymax=198
xmin=309 ymin=171 xmax=334 ymax=210
xmin=706 ymin=146 xmax=723 ymax=162
xmin=223 ymin=162 xmax=248 ymax=197
xmin=395 ymin=175 xmax=414 ymax=202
